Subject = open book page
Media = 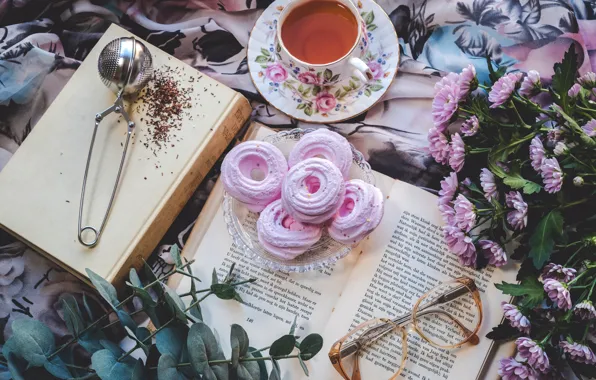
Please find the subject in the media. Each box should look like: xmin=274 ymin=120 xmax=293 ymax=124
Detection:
xmin=314 ymin=180 xmax=518 ymax=380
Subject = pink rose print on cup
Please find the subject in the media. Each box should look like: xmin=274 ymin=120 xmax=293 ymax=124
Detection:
xmin=265 ymin=63 xmax=288 ymax=83
xmin=315 ymin=92 xmax=337 ymax=113
xmin=297 ymin=72 xmax=321 ymax=85
xmin=367 ymin=61 xmax=383 ymax=80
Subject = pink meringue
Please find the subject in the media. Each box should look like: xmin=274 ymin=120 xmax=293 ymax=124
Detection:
xmin=257 ymin=199 xmax=322 ymax=260
xmin=288 ymin=129 xmax=352 ymax=178
xmin=282 ymin=158 xmax=345 ymax=224
xmin=221 ymin=141 xmax=288 ymax=212
xmin=328 ymin=180 xmax=384 ymax=244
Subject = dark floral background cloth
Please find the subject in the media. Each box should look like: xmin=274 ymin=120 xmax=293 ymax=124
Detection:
xmin=0 ymin=0 xmax=595 ymax=375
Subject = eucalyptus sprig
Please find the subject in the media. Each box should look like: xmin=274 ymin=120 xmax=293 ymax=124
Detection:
xmin=0 ymin=245 xmax=323 ymax=379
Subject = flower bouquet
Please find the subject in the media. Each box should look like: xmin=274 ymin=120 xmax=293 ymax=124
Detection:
xmin=429 ymin=47 xmax=596 ymax=378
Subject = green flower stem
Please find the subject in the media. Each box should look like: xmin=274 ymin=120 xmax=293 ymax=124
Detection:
xmin=509 ymin=100 xmax=531 ymax=129
xmin=478 ymin=84 xmax=490 ymax=90
xmin=559 ymin=198 xmax=590 ymax=210
xmin=540 ymin=331 xmax=553 ymax=345
xmin=565 ymin=246 xmax=585 ymax=266
xmin=568 ymin=268 xmax=594 ymax=285
xmin=184 ymin=292 xmax=212 ymax=312
xmin=568 ymin=154 xmax=596 ymax=172
xmin=469 ymin=148 xmax=491 ymax=154
xmin=588 ymin=280 xmax=596 ymax=298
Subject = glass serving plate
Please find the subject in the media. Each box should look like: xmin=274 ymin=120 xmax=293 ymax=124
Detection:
xmin=223 ymin=128 xmax=375 ymax=272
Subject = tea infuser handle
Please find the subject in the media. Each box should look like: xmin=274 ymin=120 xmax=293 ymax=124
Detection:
xmin=348 ymin=57 xmax=374 ymax=83
xmin=78 ymin=93 xmax=135 ymax=247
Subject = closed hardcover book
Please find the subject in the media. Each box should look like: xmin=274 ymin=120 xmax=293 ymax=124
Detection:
xmin=0 ymin=24 xmax=251 ymax=286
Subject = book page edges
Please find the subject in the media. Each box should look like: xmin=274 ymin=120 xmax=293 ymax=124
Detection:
xmin=108 ymin=94 xmax=251 ymax=286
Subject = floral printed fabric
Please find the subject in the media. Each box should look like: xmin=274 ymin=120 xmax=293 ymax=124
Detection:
xmin=0 ymin=0 xmax=594 ymax=373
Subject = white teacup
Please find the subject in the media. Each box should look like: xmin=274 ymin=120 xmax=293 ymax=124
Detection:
xmin=275 ymin=0 xmax=373 ymax=86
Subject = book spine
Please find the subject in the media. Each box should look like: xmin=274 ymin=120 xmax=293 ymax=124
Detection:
xmin=109 ymin=94 xmax=252 ymax=286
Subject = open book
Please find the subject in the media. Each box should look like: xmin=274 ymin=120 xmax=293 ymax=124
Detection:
xmin=174 ymin=124 xmax=516 ymax=379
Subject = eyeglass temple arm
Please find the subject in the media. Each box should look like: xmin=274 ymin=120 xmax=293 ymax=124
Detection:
xmin=339 ymin=283 xmax=473 ymax=358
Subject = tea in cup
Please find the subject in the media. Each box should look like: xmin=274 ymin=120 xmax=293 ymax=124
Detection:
xmin=276 ymin=0 xmax=373 ymax=85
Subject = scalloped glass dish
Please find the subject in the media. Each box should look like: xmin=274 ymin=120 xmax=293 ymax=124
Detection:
xmin=223 ymin=128 xmax=375 ymax=273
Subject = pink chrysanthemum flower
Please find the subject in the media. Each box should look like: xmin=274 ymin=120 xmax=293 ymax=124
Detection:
xmin=560 ymin=340 xmax=596 ymax=365
xmin=505 ymin=191 xmax=528 ymax=230
xmin=519 ymin=70 xmax=541 ymax=97
xmin=442 ymin=226 xmax=477 ymax=267
xmin=568 ymin=83 xmax=581 ymax=98
xmin=434 ymin=72 xmax=460 ymax=94
xmin=502 ymin=302 xmax=531 ymax=334
xmin=543 ymin=279 xmax=572 ymax=310
xmin=582 ymin=119 xmax=596 ymax=137
xmin=479 ymin=240 xmax=508 ymax=267
xmin=489 ymin=72 xmax=523 ymax=108
xmin=578 ymin=71 xmax=596 ymax=89
xmin=574 ymin=300 xmax=596 ymax=320
xmin=428 ymin=127 xmax=451 ymax=165
xmin=459 ymin=64 xmax=477 ymax=96
xmin=439 ymin=203 xmax=456 ymax=225
xmin=480 ymin=168 xmax=498 ymax=201
xmin=438 ymin=172 xmax=458 ymax=205
xmin=529 ymin=136 xmax=546 ymax=173
xmin=516 ymin=337 xmax=550 ymax=373
xmin=461 ymin=115 xmax=480 ymax=136
xmin=542 ymin=263 xmax=576 ymax=283
xmin=432 ymin=82 xmax=462 ymax=130
xmin=449 ymin=133 xmax=466 ymax=172
xmin=498 ymin=357 xmax=539 ymax=380
xmin=541 ymin=158 xmax=563 ymax=193
xmin=453 ymin=194 xmax=476 ymax=232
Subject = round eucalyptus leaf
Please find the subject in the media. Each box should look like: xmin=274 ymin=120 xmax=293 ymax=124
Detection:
xmin=237 ymin=352 xmax=261 ymax=380
xmin=143 ymin=261 xmax=164 ymax=297
xmin=268 ymin=362 xmax=281 ymax=380
xmin=164 ymin=287 xmax=188 ymax=323
xmin=169 ymin=245 xmax=183 ymax=268
xmin=136 ymin=327 xmax=152 ymax=353
xmin=129 ymin=268 xmax=143 ymax=288
xmin=91 ymin=349 xmax=137 ymax=379
xmin=99 ymin=339 xmax=124 ymax=356
xmin=85 ymin=269 xmax=119 ymax=310
xmin=248 ymin=348 xmax=268 ymax=380
xmin=43 ymin=356 xmax=72 ymax=379
xmin=61 ymin=295 xmax=84 ymax=337
xmin=193 ymin=323 xmax=225 ymax=360
xmin=210 ymin=284 xmax=236 ymax=300
xmin=131 ymin=358 xmax=144 ymax=380
xmin=231 ymin=336 xmax=240 ymax=369
xmin=157 ymin=354 xmax=183 ymax=380
xmin=298 ymin=356 xmax=309 ymax=377
xmin=211 ymin=268 xmax=219 ymax=285
xmin=298 ymin=334 xmax=323 ymax=361
xmin=4 ymin=351 xmax=26 ymax=380
xmin=128 ymin=284 xmax=157 ymax=308
xmin=156 ymin=325 xmax=188 ymax=360
xmin=10 ymin=318 xmax=55 ymax=366
xmin=269 ymin=335 xmax=296 ymax=357
xmin=78 ymin=330 xmax=106 ymax=354
xmin=83 ymin=293 xmax=96 ymax=321
xmin=187 ymin=324 xmax=209 ymax=374
xmin=117 ymin=309 xmax=137 ymax=331
xmin=202 ymin=366 xmax=218 ymax=380
xmin=230 ymin=324 xmax=249 ymax=356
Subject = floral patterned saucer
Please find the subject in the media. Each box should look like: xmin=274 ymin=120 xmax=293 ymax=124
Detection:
xmin=247 ymin=0 xmax=399 ymax=123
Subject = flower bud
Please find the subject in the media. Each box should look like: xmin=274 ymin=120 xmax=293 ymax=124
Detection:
xmin=573 ymin=176 xmax=584 ymax=187
xmin=554 ymin=142 xmax=568 ymax=156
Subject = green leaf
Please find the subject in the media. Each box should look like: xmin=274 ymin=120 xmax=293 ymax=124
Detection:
xmin=303 ymin=87 xmax=311 ymax=97
xmin=249 ymin=348 xmax=268 ymax=380
xmin=86 ymin=269 xmax=119 ymax=310
xmin=529 ymin=210 xmax=564 ymax=269
xmin=131 ymin=359 xmax=144 ymax=380
xmin=186 ymin=265 xmax=203 ymax=321
xmin=299 ymin=334 xmax=323 ymax=361
xmin=342 ymin=85 xmax=352 ymax=92
xmin=129 ymin=268 xmax=142 ymax=288
xmin=61 ymin=295 xmax=84 ymax=337
xmin=43 ymin=356 xmax=72 ymax=379
xmin=231 ymin=336 xmax=240 ymax=369
xmin=83 ymin=293 xmax=95 ymax=322
xmin=552 ymin=45 xmax=578 ymax=112
xmin=502 ymin=174 xmax=541 ymax=194
xmin=170 ymin=245 xmax=183 ymax=268
xmin=334 ymin=89 xmax=341 ymax=97
xmin=330 ymin=74 xmax=340 ymax=82
xmin=156 ymin=325 xmax=188 ymax=360
xmin=231 ymin=324 xmax=249 ymax=357
xmin=269 ymin=335 xmax=296 ymax=356
xmin=495 ymin=277 xmax=545 ymax=307
xmin=296 ymin=103 xmax=307 ymax=110
xmin=367 ymin=24 xmax=377 ymax=31
xmin=351 ymin=75 xmax=361 ymax=82
xmin=349 ymin=80 xmax=357 ymax=89
xmin=364 ymin=11 xmax=374 ymax=24
xmin=312 ymin=86 xmax=321 ymax=96
xmin=260 ymin=48 xmax=271 ymax=57
xmin=212 ymin=269 xmax=219 ymax=285
xmin=165 ymin=287 xmax=188 ymax=323
xmin=485 ymin=322 xmax=521 ymax=341
xmin=268 ymin=362 xmax=281 ymax=380
xmin=192 ymin=323 xmax=228 ymax=379
xmin=100 ymin=339 xmax=124 ymax=356
xmin=91 ymin=349 xmax=137 ymax=379
xmin=289 ymin=315 xmax=297 ymax=336
xmin=237 ymin=353 xmax=261 ymax=380
xmin=157 ymin=354 xmax=184 ymax=380
xmin=187 ymin=324 xmax=209 ymax=374
xmin=128 ymin=282 xmax=157 ymax=308
xmin=364 ymin=89 xmax=372 ymax=97
xmin=299 ymin=356 xmax=309 ymax=376
xmin=78 ymin=330 xmax=106 ymax=354
xmin=369 ymin=84 xmax=383 ymax=91
xmin=211 ymin=283 xmax=236 ymax=300
xmin=143 ymin=261 xmax=164 ymax=297
xmin=255 ymin=56 xmax=269 ymax=64
xmin=276 ymin=44 xmax=281 ymax=52
xmin=324 ymin=69 xmax=332 ymax=81
xmin=134 ymin=327 xmax=152 ymax=355
xmin=298 ymin=84 xmax=304 ymax=93
xmin=4 ymin=352 xmax=26 ymax=380
xmin=304 ymin=106 xmax=313 ymax=116
xmin=9 ymin=318 xmax=55 ymax=366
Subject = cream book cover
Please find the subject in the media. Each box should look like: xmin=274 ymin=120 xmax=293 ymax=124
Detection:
xmin=0 ymin=24 xmax=251 ymax=285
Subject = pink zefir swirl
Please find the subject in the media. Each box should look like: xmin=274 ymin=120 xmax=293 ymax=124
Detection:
xmin=221 ymin=141 xmax=288 ymax=212
xmin=282 ymin=158 xmax=345 ymax=224
xmin=288 ymin=129 xmax=352 ymax=178
xmin=328 ymin=179 xmax=384 ymax=244
xmin=257 ymin=199 xmax=322 ymax=260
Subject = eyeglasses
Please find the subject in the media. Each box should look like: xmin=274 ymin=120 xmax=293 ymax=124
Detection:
xmin=328 ymin=277 xmax=483 ymax=380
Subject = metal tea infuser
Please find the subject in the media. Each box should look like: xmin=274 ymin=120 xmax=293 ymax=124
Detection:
xmin=78 ymin=37 xmax=153 ymax=247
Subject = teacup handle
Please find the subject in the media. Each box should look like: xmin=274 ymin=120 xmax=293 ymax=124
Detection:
xmin=349 ymin=57 xmax=374 ymax=82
